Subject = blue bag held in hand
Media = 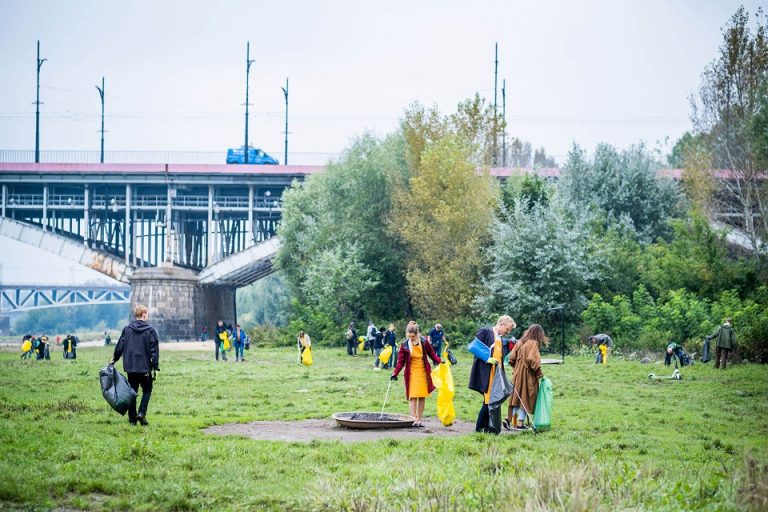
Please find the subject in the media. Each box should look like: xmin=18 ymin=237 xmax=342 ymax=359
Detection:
xmin=467 ymin=337 xmax=491 ymax=361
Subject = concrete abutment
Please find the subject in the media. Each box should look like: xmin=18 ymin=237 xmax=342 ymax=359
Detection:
xmin=129 ymin=266 xmax=236 ymax=341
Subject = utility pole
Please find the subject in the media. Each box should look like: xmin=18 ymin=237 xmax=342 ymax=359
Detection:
xmin=281 ymin=78 xmax=289 ymax=165
xmin=502 ymin=79 xmax=506 ymax=167
xmin=95 ymin=77 xmax=105 ymax=163
xmin=492 ymin=42 xmax=499 ymax=167
xmin=244 ymin=42 xmax=255 ymax=164
xmin=35 ymin=40 xmax=47 ymax=163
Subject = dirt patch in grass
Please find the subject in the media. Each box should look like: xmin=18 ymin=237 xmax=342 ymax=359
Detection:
xmin=204 ymin=416 xmax=526 ymax=442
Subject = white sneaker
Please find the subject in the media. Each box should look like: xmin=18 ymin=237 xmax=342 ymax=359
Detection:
xmin=373 ymin=367 xmax=381 ymax=371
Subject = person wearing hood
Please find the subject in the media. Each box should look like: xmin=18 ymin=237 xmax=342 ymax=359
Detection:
xmin=111 ymin=304 xmax=159 ymax=426
xmin=712 ymin=318 xmax=736 ymax=369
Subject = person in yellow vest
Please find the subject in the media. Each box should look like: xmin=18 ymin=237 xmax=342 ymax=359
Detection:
xmin=63 ymin=334 xmax=78 ymax=359
xmin=297 ymin=330 xmax=311 ymax=364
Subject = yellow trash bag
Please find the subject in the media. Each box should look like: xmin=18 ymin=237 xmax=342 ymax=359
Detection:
xmin=600 ymin=344 xmax=608 ymax=365
xmin=379 ymin=345 xmax=393 ymax=363
xmin=219 ymin=332 xmax=231 ymax=351
xmin=301 ymin=347 xmax=313 ymax=366
xmin=358 ymin=337 xmax=365 ymax=352
xmin=431 ymin=362 xmax=456 ymax=426
xmin=21 ymin=340 xmax=32 ymax=353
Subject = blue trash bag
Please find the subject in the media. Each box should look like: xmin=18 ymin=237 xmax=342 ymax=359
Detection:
xmin=99 ymin=363 xmax=137 ymax=416
xmin=533 ymin=377 xmax=553 ymax=430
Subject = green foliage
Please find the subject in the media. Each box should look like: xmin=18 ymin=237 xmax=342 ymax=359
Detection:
xmin=236 ymin=273 xmax=291 ymax=328
xmin=478 ymin=197 xmax=604 ymax=327
xmin=391 ymin=132 xmax=498 ymax=319
xmin=582 ymin=284 xmax=768 ymax=359
xmin=559 ymin=143 xmax=682 ymax=242
xmin=500 ymin=173 xmax=551 ymax=212
xmin=276 ymin=133 xmax=409 ymax=323
xmin=639 ymin=214 xmax=759 ymax=299
xmin=13 ymin=303 xmax=126 ymax=335
xmin=1 ymin=347 xmax=766 ymax=511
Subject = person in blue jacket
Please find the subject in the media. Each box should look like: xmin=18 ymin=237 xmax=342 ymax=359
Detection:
xmin=233 ymin=324 xmax=248 ymax=362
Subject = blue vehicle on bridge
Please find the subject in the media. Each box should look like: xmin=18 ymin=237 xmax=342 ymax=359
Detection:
xmin=226 ymin=146 xmax=279 ymax=165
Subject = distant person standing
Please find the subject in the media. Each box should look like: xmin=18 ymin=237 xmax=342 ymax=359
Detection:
xmin=233 ymin=324 xmax=247 ymax=362
xmin=214 ymin=320 xmax=226 ymax=361
xmin=346 ymin=322 xmax=358 ymax=357
xmin=372 ymin=326 xmax=385 ymax=370
xmin=384 ymin=324 xmax=397 ymax=369
xmin=366 ymin=321 xmax=377 ymax=355
xmin=104 ymin=331 xmax=112 ymax=346
xmin=36 ymin=335 xmax=50 ymax=360
xmin=712 ymin=318 xmax=736 ymax=369
xmin=111 ymin=304 xmax=159 ymax=426
xmin=63 ymin=334 xmax=78 ymax=359
xmin=20 ymin=335 xmax=34 ymax=360
xmin=200 ymin=325 xmax=208 ymax=342
xmin=297 ymin=330 xmax=311 ymax=364
xmin=428 ymin=323 xmax=445 ymax=359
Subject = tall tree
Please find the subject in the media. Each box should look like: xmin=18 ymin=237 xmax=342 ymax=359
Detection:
xmin=391 ymin=133 xmax=498 ymax=319
xmin=276 ymin=134 xmax=409 ymax=322
xmin=559 ymin=142 xmax=682 ymax=242
xmin=393 ymin=99 xmax=501 ymax=319
xmin=691 ymin=6 xmax=768 ymax=252
xmin=477 ymin=196 xmax=604 ymax=326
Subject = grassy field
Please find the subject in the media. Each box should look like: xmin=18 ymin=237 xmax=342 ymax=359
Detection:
xmin=1 ymin=345 xmax=767 ymax=511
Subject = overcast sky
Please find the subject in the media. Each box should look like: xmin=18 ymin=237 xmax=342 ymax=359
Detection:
xmin=0 ymin=0 xmax=762 ymax=284
xmin=1 ymin=0 xmax=762 ymax=166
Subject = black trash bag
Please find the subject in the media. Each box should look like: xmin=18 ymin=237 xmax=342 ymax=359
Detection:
xmin=447 ymin=349 xmax=458 ymax=365
xmin=488 ymin=365 xmax=513 ymax=433
xmin=99 ymin=364 xmax=137 ymax=416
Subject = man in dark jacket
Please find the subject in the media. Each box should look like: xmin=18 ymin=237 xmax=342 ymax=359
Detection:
xmin=712 ymin=318 xmax=736 ymax=369
xmin=111 ymin=304 xmax=159 ymax=426
xmin=214 ymin=320 xmax=226 ymax=361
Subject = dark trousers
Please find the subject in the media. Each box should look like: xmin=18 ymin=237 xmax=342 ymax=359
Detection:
xmin=347 ymin=339 xmax=356 ymax=356
xmin=127 ymin=372 xmax=153 ymax=421
xmin=215 ymin=340 xmax=220 ymax=360
xmin=714 ymin=347 xmax=731 ymax=369
xmin=475 ymin=403 xmax=501 ymax=434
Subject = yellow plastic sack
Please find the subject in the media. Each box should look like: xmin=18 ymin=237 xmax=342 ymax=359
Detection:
xmin=301 ymin=347 xmax=313 ymax=366
xmin=21 ymin=340 xmax=32 ymax=352
xmin=358 ymin=340 xmax=365 ymax=352
xmin=379 ymin=345 xmax=393 ymax=363
xmin=600 ymin=344 xmax=608 ymax=365
xmin=220 ymin=332 xmax=231 ymax=351
xmin=431 ymin=362 xmax=456 ymax=426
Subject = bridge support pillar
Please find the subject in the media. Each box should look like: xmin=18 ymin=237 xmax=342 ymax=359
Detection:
xmin=129 ymin=266 xmax=235 ymax=342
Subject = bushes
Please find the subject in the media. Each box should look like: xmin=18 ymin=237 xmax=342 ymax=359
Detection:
xmin=581 ymin=285 xmax=768 ymax=361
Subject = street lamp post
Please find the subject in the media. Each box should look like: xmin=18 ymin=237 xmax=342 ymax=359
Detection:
xmin=35 ymin=40 xmax=47 ymax=163
xmin=281 ymin=78 xmax=289 ymax=165
xmin=95 ymin=77 xmax=105 ymax=163
xmin=244 ymin=42 xmax=255 ymax=164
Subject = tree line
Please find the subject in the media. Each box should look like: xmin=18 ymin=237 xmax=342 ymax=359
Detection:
xmin=244 ymin=7 xmax=768 ymax=361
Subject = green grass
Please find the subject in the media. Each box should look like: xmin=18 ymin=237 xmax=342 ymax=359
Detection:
xmin=1 ymin=346 xmax=767 ymax=511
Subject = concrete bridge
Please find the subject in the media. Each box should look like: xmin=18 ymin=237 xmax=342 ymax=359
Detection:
xmin=0 ymin=163 xmax=319 ymax=339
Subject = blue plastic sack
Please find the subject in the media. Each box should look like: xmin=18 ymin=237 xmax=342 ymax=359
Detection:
xmin=467 ymin=337 xmax=491 ymax=361
xmin=533 ymin=377 xmax=553 ymax=429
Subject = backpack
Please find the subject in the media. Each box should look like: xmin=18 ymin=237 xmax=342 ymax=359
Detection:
xmin=346 ymin=329 xmax=354 ymax=341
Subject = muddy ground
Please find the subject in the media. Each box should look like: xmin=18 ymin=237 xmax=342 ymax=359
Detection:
xmin=204 ymin=416 xmax=527 ymax=443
